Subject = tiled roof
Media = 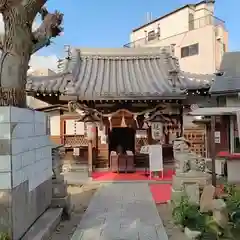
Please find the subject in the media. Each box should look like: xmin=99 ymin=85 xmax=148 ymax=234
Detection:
xmin=26 ymin=47 xmax=212 ymax=100
xmin=179 ymin=72 xmax=214 ymax=90
xmin=210 ymin=52 xmax=240 ymax=94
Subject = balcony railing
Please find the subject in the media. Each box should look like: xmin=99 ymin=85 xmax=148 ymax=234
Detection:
xmin=124 ymin=15 xmax=225 ymax=48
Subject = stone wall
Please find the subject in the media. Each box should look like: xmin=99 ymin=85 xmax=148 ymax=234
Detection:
xmin=0 ymin=107 xmax=52 ymax=240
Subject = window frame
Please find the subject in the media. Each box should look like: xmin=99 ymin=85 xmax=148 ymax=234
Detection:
xmin=147 ymin=30 xmax=157 ymax=41
xmin=181 ymin=43 xmax=199 ymax=58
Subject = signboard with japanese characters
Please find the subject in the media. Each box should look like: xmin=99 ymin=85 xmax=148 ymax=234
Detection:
xmin=151 ymin=122 xmax=163 ymax=140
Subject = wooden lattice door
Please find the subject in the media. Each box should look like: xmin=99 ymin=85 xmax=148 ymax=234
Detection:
xmin=184 ymin=129 xmax=206 ymax=157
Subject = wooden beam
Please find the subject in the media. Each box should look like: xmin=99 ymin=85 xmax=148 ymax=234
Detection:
xmin=59 ymin=95 xmax=78 ymax=101
xmin=210 ymin=115 xmax=216 ymax=186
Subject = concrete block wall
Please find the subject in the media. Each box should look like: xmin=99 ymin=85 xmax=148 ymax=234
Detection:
xmin=0 ymin=107 xmax=52 ymax=239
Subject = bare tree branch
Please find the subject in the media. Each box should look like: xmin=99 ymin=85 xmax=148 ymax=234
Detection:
xmin=32 ymin=36 xmax=50 ymax=53
xmin=32 ymin=9 xmax=63 ymax=53
xmin=24 ymin=0 xmax=47 ymax=21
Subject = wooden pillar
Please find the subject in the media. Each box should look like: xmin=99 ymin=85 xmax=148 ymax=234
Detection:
xmin=88 ymin=140 xmax=93 ymax=177
xmin=60 ymin=118 xmax=65 ymax=145
xmin=180 ymin=105 xmax=184 ymax=137
xmin=95 ymin=126 xmax=98 ymax=162
xmin=210 ymin=115 xmax=216 ymax=186
xmin=147 ymin=127 xmax=153 ymax=145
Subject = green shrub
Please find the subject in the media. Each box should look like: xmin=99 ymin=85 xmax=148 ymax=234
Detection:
xmin=0 ymin=232 xmax=10 ymax=240
xmin=172 ymin=196 xmax=204 ymax=231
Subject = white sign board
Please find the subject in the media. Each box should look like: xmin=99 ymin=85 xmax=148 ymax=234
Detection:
xmin=149 ymin=144 xmax=163 ymax=172
xmin=214 ymin=131 xmax=221 ymax=144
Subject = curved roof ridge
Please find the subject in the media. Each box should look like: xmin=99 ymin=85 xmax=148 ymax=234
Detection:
xmin=71 ymin=46 xmax=172 ymax=58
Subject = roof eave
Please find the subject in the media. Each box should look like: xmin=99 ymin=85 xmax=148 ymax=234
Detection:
xmin=210 ymin=90 xmax=240 ymax=96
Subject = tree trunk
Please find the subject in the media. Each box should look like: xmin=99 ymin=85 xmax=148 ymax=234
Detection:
xmin=0 ymin=6 xmax=33 ymax=108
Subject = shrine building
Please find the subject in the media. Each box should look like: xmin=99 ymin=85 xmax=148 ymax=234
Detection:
xmin=26 ymin=46 xmax=213 ymax=170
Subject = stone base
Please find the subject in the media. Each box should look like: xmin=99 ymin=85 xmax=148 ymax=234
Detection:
xmin=52 ymin=175 xmax=64 ymax=184
xmin=0 ymin=179 xmax=52 ymax=240
xmin=171 ymin=188 xmax=184 ymax=205
xmin=0 ymin=107 xmax=53 ymax=240
xmin=51 ymin=195 xmax=71 ymax=208
xmin=172 ymin=171 xmax=211 ymax=191
xmin=52 ymin=182 xmax=68 ymax=198
xmin=51 ymin=195 xmax=72 ymax=219
xmin=21 ymin=208 xmax=63 ymax=240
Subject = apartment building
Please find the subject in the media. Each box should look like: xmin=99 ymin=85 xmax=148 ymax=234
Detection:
xmin=27 ymin=68 xmax=57 ymax=109
xmin=125 ymin=0 xmax=228 ymax=74
xmin=28 ymin=68 xmax=57 ymax=76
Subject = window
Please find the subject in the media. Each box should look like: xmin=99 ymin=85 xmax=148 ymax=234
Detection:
xmin=189 ymin=13 xmax=194 ymax=31
xmin=147 ymin=30 xmax=156 ymax=41
xmin=181 ymin=43 xmax=199 ymax=58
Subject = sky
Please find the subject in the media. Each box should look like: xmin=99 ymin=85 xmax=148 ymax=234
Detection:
xmin=4 ymin=0 xmax=239 ymax=71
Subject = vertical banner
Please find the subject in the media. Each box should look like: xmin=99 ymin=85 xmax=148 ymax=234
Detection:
xmin=236 ymin=111 xmax=240 ymax=139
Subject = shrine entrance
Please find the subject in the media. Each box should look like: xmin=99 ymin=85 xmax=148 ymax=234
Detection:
xmin=108 ymin=127 xmax=135 ymax=154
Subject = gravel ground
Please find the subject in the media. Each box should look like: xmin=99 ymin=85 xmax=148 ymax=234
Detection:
xmin=49 ymin=183 xmax=101 ymax=240
xmin=156 ymin=203 xmax=187 ymax=240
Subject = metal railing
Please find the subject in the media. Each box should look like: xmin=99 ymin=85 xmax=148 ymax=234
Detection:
xmin=124 ymin=15 xmax=225 ymax=48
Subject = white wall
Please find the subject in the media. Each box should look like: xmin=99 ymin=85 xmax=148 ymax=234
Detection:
xmin=49 ymin=111 xmax=61 ymax=136
xmin=0 ymin=107 xmax=52 ymax=191
xmin=140 ymin=25 xmax=216 ymax=74
xmin=129 ymin=2 xmax=226 ymax=74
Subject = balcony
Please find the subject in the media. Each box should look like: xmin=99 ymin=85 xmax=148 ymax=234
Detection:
xmin=124 ymin=15 xmax=225 ymax=48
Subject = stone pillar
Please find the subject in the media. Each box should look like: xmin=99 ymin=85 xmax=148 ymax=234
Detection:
xmin=0 ymin=107 xmax=52 ymax=239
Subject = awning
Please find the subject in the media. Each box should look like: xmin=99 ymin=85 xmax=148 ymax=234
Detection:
xmin=189 ymin=107 xmax=240 ymax=116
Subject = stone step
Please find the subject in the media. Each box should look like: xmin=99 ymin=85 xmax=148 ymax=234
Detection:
xmin=21 ymin=208 xmax=63 ymax=240
xmin=70 ymin=164 xmax=88 ymax=172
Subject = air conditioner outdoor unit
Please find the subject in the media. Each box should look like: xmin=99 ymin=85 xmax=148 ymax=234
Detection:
xmin=205 ymin=158 xmax=226 ymax=176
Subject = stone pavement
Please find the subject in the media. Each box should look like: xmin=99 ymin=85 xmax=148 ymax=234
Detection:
xmin=71 ymin=183 xmax=168 ymax=240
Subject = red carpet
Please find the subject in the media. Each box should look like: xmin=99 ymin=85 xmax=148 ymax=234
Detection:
xmin=150 ymin=184 xmax=172 ymax=204
xmin=92 ymin=169 xmax=174 ymax=181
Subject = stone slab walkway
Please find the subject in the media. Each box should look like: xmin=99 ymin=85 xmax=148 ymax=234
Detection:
xmin=71 ymin=183 xmax=168 ymax=240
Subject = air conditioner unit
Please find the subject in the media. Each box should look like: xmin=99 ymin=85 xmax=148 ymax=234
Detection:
xmin=205 ymin=158 xmax=226 ymax=176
